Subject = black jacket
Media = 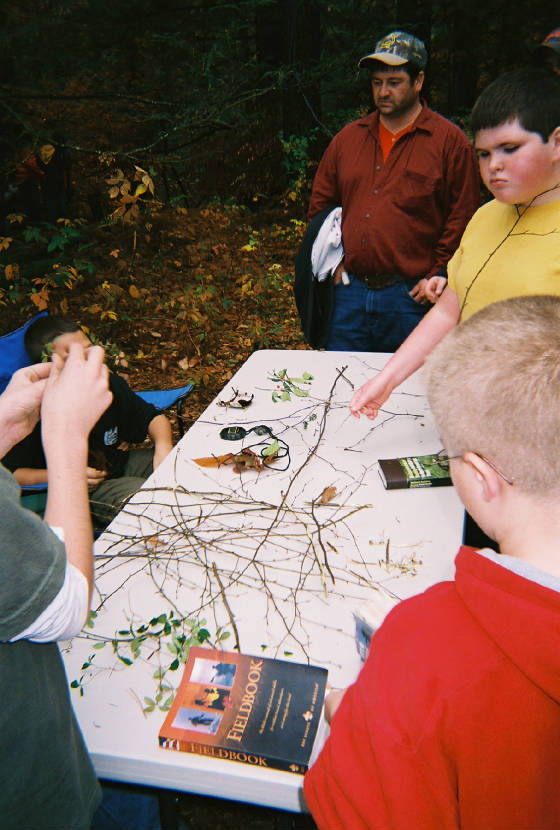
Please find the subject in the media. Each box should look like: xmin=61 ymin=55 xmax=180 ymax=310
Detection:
xmin=293 ymin=206 xmax=337 ymax=349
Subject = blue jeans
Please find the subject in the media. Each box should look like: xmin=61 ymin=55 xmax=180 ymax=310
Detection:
xmin=90 ymin=781 xmax=162 ymax=830
xmin=326 ymin=275 xmax=429 ymax=352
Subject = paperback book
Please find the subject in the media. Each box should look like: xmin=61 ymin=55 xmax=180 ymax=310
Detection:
xmin=354 ymin=587 xmax=401 ymax=660
xmin=158 ymin=646 xmax=328 ymax=774
xmin=378 ymin=452 xmax=452 ymax=489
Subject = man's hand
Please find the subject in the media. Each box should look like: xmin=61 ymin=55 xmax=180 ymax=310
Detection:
xmin=332 ymin=259 xmax=346 ymax=285
xmin=350 ymin=373 xmax=393 ymax=420
xmin=409 ymin=276 xmax=447 ymax=304
xmin=422 ymin=276 xmax=447 ymax=303
xmin=0 ymin=362 xmax=52 ymax=458
xmin=41 ymin=343 xmax=112 ymax=457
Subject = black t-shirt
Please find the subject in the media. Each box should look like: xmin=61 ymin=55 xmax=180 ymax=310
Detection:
xmin=3 ymin=373 xmax=158 ymax=478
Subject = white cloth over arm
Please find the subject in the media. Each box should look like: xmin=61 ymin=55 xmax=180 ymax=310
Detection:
xmin=311 ymin=207 xmax=345 ymax=282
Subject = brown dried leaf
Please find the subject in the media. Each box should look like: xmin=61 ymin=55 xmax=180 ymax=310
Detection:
xmin=193 ymin=453 xmax=234 ymax=468
xmin=5 ymin=263 xmax=19 ymax=280
xmin=178 ymin=355 xmax=199 ymax=370
xmin=123 ymin=203 xmax=140 ymax=222
xmin=30 ymin=285 xmax=50 ymax=310
xmin=193 ymin=449 xmax=265 ymax=473
xmin=319 ymin=486 xmax=337 ymax=504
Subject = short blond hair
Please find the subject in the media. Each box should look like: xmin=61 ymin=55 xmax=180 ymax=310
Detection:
xmin=424 ymin=295 xmax=560 ymax=494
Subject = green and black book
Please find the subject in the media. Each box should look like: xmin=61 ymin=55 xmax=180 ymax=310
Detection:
xmin=158 ymin=646 xmax=328 ymax=775
xmin=378 ymin=452 xmax=452 ymax=489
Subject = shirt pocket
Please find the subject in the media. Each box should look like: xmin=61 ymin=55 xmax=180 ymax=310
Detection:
xmin=395 ymin=170 xmax=439 ymax=212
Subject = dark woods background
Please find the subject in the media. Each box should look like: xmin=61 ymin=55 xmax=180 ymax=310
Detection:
xmin=1 ymin=0 xmax=555 ymax=211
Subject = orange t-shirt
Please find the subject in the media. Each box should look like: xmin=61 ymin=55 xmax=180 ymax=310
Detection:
xmin=378 ymin=120 xmax=414 ymax=162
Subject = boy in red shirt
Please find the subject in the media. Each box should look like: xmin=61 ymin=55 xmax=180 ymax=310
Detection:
xmin=304 ymin=294 xmax=560 ymax=830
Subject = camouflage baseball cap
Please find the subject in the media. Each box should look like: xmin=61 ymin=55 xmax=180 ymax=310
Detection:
xmin=359 ymin=31 xmax=427 ymax=69
xmin=541 ymin=27 xmax=560 ymax=54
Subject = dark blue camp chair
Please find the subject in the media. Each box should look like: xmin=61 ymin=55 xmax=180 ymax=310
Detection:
xmin=0 ymin=314 xmax=194 ymax=514
xmin=0 ymin=312 xmax=48 ymax=395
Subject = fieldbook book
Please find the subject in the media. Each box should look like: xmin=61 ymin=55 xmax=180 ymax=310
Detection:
xmin=158 ymin=646 xmax=328 ymax=775
xmin=378 ymin=452 xmax=452 ymax=489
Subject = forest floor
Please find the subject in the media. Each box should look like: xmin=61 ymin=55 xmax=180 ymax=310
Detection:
xmin=2 ymin=196 xmax=312 ymax=437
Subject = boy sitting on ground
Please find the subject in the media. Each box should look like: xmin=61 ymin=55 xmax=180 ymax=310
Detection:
xmin=304 ymin=294 xmax=560 ymax=829
xmin=3 ymin=316 xmax=174 ymax=526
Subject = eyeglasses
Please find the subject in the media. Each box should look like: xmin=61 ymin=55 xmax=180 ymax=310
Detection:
xmin=431 ymin=449 xmax=514 ymax=486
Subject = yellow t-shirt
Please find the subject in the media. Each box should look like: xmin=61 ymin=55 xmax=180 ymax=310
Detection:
xmin=447 ymin=198 xmax=560 ymax=319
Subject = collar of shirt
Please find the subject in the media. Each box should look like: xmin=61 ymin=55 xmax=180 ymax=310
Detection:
xmin=357 ymin=102 xmax=434 ymax=141
xmin=378 ymin=119 xmax=415 ymax=162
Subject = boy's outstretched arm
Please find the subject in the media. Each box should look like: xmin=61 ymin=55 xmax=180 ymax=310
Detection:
xmin=325 ymin=689 xmax=346 ymax=724
xmin=42 ymin=345 xmax=112 ymax=605
xmin=148 ymin=413 xmax=174 ymax=469
xmin=350 ymin=286 xmax=461 ymax=420
xmin=13 ymin=466 xmax=48 ymax=486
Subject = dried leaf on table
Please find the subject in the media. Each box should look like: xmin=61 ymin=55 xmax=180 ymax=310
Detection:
xmin=193 ymin=449 xmax=278 ymax=474
xmin=319 ymin=486 xmax=337 ymax=504
xmin=193 ymin=453 xmax=235 ymax=468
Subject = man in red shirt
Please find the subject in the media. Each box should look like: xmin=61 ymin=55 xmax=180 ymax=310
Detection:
xmin=308 ymin=30 xmax=480 ymax=352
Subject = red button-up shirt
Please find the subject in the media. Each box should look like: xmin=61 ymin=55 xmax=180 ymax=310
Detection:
xmin=308 ymin=105 xmax=480 ymax=280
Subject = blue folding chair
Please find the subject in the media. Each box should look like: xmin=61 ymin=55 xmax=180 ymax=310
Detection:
xmin=0 ymin=312 xmax=48 ymax=394
xmin=0 ymin=315 xmax=194 ymax=513
xmin=136 ymin=386 xmax=193 ymax=437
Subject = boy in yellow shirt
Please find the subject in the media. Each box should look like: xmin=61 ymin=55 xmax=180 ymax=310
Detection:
xmin=350 ymin=66 xmax=560 ymax=419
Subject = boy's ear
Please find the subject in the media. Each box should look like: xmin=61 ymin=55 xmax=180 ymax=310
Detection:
xmin=462 ymin=451 xmax=502 ymax=502
xmin=550 ymin=126 xmax=560 ymax=161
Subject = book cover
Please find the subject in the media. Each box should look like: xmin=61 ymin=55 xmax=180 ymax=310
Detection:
xmin=354 ymin=587 xmax=401 ymax=660
xmin=378 ymin=453 xmax=452 ymax=489
xmin=158 ymin=646 xmax=328 ymax=775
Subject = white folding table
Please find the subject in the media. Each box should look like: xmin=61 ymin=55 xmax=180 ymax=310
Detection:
xmin=62 ymin=349 xmax=463 ymax=812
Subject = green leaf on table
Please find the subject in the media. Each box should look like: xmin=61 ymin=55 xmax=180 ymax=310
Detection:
xmin=262 ymin=439 xmax=279 ymax=457
xmin=161 ymin=694 xmax=175 ymax=711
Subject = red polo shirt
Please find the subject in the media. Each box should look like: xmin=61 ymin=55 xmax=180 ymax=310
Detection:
xmin=308 ymin=105 xmax=480 ymax=279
